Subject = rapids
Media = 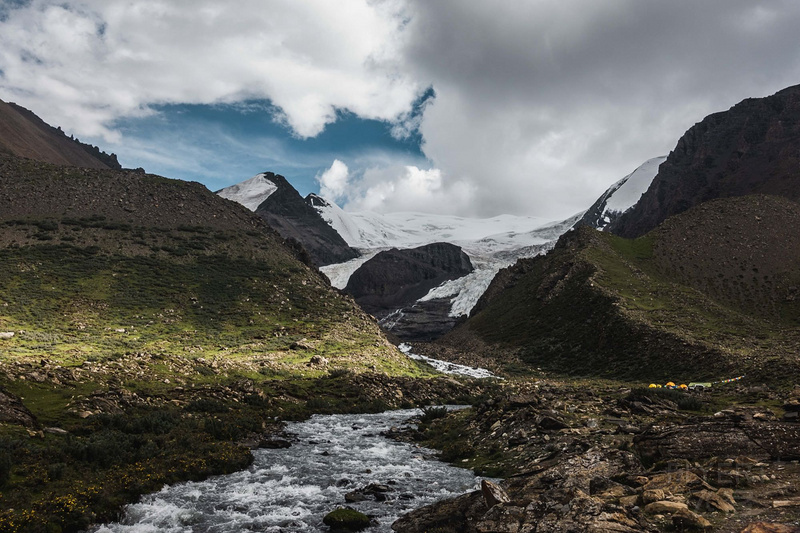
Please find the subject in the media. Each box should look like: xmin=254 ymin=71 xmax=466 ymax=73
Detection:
xmin=91 ymin=408 xmax=484 ymax=532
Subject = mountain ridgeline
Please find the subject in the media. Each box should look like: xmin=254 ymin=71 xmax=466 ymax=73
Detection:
xmin=451 ymin=195 xmax=800 ymax=383
xmin=610 ymin=84 xmax=800 ymax=237
xmin=217 ymin=172 xmax=359 ymax=267
xmin=0 ymin=99 xmax=121 ymax=170
xmin=430 ymin=85 xmax=800 ymax=384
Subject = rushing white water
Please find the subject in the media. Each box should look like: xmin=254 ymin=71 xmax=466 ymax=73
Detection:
xmin=90 ymin=409 xmax=483 ymax=533
xmin=398 ymin=343 xmax=497 ymax=379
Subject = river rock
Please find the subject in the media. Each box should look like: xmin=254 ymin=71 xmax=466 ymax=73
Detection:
xmin=642 ymin=470 xmax=712 ymax=494
xmin=536 ymin=414 xmax=569 ymax=430
xmin=672 ymin=508 xmax=712 ymax=530
xmin=259 ymin=437 xmax=292 ymax=449
xmin=642 ymin=489 xmax=665 ymax=505
xmin=691 ymin=489 xmax=735 ymax=512
xmin=643 ymin=500 xmax=689 ymax=514
xmin=322 ymin=507 xmax=371 ymax=532
xmin=474 ymin=503 xmax=525 ymax=533
xmin=481 ymin=479 xmax=510 ymax=509
xmin=346 ymin=483 xmax=393 ymax=503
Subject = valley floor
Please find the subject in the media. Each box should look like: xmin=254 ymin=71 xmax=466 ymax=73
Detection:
xmin=2 ymin=344 xmax=799 ymax=533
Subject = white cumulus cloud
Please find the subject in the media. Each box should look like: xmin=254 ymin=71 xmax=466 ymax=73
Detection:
xmin=0 ymin=0 xmax=420 ymax=140
xmin=341 ymin=165 xmax=476 ymax=215
xmin=317 ymin=159 xmax=350 ymax=200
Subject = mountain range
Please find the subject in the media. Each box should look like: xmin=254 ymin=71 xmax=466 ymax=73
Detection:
xmin=4 ymin=78 xmax=800 ymax=533
xmin=214 ymin=84 xmax=800 ymax=384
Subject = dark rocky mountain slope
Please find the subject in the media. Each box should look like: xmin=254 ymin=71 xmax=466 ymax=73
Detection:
xmin=610 ymin=84 xmax=800 ymax=238
xmin=247 ymin=174 xmax=359 ymax=266
xmin=432 ymin=194 xmax=800 ymax=384
xmin=345 ymin=242 xmax=473 ymax=319
xmin=0 ymin=99 xmax=120 ymax=169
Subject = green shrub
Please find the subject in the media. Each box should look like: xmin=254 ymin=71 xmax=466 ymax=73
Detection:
xmin=419 ymin=405 xmax=449 ymax=423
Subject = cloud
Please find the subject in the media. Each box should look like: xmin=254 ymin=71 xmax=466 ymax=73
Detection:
xmin=0 ymin=0 xmax=420 ymax=140
xmin=336 ymin=164 xmax=476 ymax=216
xmin=317 ymin=159 xmax=350 ymax=200
xmin=3 ymin=1 xmax=800 ymax=219
xmin=394 ymin=0 xmax=800 ymax=217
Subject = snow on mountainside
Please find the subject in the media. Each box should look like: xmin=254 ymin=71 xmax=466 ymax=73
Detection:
xmin=577 ymin=156 xmax=666 ymax=230
xmin=217 ymin=173 xmax=278 ymax=211
xmin=315 ymin=193 xmax=584 ymax=319
xmin=313 ymin=195 xmax=551 ymax=254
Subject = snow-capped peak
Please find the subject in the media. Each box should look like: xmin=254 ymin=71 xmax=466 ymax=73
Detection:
xmin=217 ymin=173 xmax=278 ymax=212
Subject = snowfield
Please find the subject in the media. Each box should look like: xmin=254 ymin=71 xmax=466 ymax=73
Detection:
xmin=316 ymin=199 xmax=584 ymax=316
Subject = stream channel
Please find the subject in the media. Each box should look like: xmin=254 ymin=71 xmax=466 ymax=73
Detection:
xmin=91 ymin=348 xmax=495 ymax=532
xmin=91 ymin=408 xmax=483 ymax=532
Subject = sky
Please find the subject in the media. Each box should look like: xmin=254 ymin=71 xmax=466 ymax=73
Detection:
xmin=2 ymin=1 xmax=800 ymax=220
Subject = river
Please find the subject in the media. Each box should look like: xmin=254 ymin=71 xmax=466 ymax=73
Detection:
xmin=91 ymin=408 xmax=483 ymax=533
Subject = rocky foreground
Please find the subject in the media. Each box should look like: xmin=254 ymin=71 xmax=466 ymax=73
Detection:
xmin=392 ymin=380 xmax=800 ymax=533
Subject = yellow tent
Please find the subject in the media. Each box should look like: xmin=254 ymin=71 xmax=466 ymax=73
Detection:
xmin=665 ymin=381 xmax=676 ymax=388
xmin=649 ymin=383 xmax=658 ymax=388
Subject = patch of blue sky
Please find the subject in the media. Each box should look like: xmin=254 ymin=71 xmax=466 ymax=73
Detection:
xmin=95 ymin=99 xmax=429 ymax=197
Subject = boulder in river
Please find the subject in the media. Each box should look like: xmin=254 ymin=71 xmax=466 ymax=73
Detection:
xmin=323 ymin=507 xmax=372 ymax=532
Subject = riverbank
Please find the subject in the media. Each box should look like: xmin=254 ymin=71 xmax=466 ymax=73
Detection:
xmin=391 ymin=379 xmax=800 ymax=532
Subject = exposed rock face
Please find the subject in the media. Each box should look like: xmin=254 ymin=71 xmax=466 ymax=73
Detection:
xmin=611 ymin=84 xmax=800 ymax=238
xmin=0 ymin=99 xmax=120 ymax=169
xmin=393 ymin=448 xmax=648 ymax=533
xmin=248 ymin=176 xmax=359 ymax=266
xmin=577 ymin=156 xmax=666 ymax=231
xmin=345 ymin=242 xmax=473 ymax=319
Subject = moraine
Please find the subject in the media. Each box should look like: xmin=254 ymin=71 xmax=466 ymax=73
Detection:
xmin=90 ymin=408 xmax=485 ymax=533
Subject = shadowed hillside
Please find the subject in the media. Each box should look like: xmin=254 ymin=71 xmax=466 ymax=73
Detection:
xmin=437 ymin=195 xmax=800 ymax=384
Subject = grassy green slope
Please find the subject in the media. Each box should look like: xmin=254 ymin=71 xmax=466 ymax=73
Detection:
xmin=0 ymin=155 xmax=421 ymax=376
xmin=461 ymin=195 xmax=800 ymax=384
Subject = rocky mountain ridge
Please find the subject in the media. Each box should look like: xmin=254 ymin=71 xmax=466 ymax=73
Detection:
xmin=344 ymin=242 xmax=474 ymax=319
xmin=610 ymin=84 xmax=800 ymax=238
xmin=0 ymin=99 xmax=120 ymax=169
xmin=426 ymin=194 xmax=800 ymax=384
